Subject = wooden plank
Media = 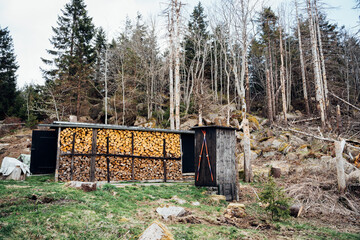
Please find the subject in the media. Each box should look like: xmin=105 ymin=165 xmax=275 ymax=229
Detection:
xmin=106 ymin=136 xmax=110 ymax=183
xmin=163 ymin=139 xmax=167 ymax=182
xmin=90 ymin=129 xmax=97 ymax=182
xmin=70 ymin=131 xmax=76 ymax=181
xmin=54 ymin=127 xmax=61 ymax=182
xmin=60 ymin=152 xmax=181 ymax=160
xmin=131 ymin=132 xmax=134 ymax=180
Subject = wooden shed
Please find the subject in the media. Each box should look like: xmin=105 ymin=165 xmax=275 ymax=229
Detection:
xmin=34 ymin=122 xmax=194 ymax=182
xmin=193 ymin=126 xmax=237 ymax=200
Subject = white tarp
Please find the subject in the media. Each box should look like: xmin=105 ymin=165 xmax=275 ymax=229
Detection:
xmin=0 ymin=157 xmax=30 ymax=176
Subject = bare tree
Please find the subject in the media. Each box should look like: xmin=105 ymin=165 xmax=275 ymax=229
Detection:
xmin=307 ymin=0 xmax=326 ymax=128
xmin=279 ymin=24 xmax=288 ymax=124
xmin=295 ymin=0 xmax=310 ymax=115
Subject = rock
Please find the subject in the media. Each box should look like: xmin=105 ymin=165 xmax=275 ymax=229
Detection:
xmin=69 ymin=115 xmax=77 ymax=122
xmin=191 ymin=201 xmax=200 ymax=206
xmin=279 ymin=134 xmax=288 ymax=142
xmin=289 ymin=135 xmax=306 ymax=146
xmin=210 ymin=195 xmax=226 ymax=202
xmin=134 ymin=116 xmax=156 ymax=128
xmin=263 ymin=151 xmax=276 ymax=157
xmin=171 ymin=196 xmax=186 ymax=204
xmin=203 ymin=117 xmax=212 ymax=125
xmin=79 ymin=116 xmax=93 ymax=123
xmin=214 ymin=116 xmax=226 ymax=126
xmin=231 ymin=118 xmax=240 ymax=129
xmin=138 ymin=220 xmax=174 ymax=240
xmin=180 ymin=118 xmax=198 ymax=130
xmin=5 ymin=166 xmax=25 ymax=180
xmin=134 ymin=116 xmax=147 ymax=126
xmin=89 ymin=103 xmax=103 ymax=120
xmin=205 ymin=113 xmax=219 ymax=123
xmin=65 ymin=181 xmax=97 ymax=192
xmin=262 ymin=138 xmax=285 ymax=149
xmin=224 ymin=203 xmax=246 ymax=218
xmin=287 ymin=152 xmax=297 ymax=161
xmin=156 ymin=206 xmax=186 ymax=220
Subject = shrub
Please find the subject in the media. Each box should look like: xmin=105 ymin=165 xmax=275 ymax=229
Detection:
xmin=259 ymin=177 xmax=291 ymax=221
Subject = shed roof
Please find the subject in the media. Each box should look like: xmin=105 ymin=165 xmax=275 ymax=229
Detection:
xmin=39 ymin=121 xmax=195 ymax=135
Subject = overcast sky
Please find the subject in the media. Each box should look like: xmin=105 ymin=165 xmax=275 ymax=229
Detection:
xmin=0 ymin=0 xmax=358 ymax=88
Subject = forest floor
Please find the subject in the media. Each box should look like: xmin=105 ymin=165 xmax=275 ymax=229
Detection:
xmin=1 ymin=118 xmax=360 ymax=239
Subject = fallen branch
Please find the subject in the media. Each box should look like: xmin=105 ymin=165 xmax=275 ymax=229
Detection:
xmin=291 ymin=117 xmax=320 ymax=124
xmin=329 ymin=92 xmax=360 ymax=112
xmin=275 ymin=125 xmax=360 ymax=151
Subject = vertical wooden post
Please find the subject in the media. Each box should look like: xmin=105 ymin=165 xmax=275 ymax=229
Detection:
xmin=55 ymin=127 xmax=61 ymax=182
xmin=336 ymin=105 xmax=342 ymax=134
xmin=243 ymin=119 xmax=253 ymax=182
xmin=70 ymin=131 xmax=76 ymax=181
xmin=90 ymin=129 xmax=97 ymax=182
xmin=163 ymin=139 xmax=167 ymax=182
xmin=131 ymin=132 xmax=135 ymax=180
xmin=335 ymin=140 xmax=346 ymax=194
xmin=106 ymin=136 xmax=110 ymax=183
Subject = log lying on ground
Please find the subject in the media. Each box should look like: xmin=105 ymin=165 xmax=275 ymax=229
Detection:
xmin=58 ymin=127 xmax=182 ymax=181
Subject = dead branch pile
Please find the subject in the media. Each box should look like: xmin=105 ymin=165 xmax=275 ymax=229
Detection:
xmin=285 ymin=162 xmax=360 ymax=216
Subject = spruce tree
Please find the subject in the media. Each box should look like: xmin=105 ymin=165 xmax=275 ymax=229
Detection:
xmin=184 ymin=2 xmax=208 ymax=68
xmin=0 ymin=26 xmax=18 ymax=120
xmin=42 ymin=0 xmax=95 ymax=117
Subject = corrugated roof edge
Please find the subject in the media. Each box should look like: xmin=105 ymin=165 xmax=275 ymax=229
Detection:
xmin=38 ymin=121 xmax=195 ymax=134
xmin=191 ymin=125 xmax=237 ymax=130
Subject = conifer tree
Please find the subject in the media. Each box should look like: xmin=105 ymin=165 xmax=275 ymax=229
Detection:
xmin=0 ymin=26 xmax=18 ymax=120
xmin=42 ymin=0 xmax=95 ymax=117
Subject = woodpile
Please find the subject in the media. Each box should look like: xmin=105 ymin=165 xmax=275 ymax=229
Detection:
xmin=58 ymin=127 xmax=182 ymax=182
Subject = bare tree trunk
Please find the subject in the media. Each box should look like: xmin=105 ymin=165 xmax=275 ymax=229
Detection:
xmin=168 ymin=4 xmax=175 ymax=130
xmin=314 ymin=0 xmax=329 ymax=112
xmin=174 ymin=0 xmax=182 ymax=130
xmin=245 ymin=60 xmax=250 ymax=113
xmin=214 ymin=39 xmax=218 ymax=102
xmin=336 ymin=105 xmax=342 ymax=134
xmin=307 ymin=0 xmax=326 ymax=129
xmin=243 ymin=118 xmax=252 ymax=182
xmin=121 ymin=63 xmax=125 ymax=125
xmin=335 ymin=140 xmax=346 ymax=194
xmin=279 ymin=25 xmax=288 ymax=125
xmin=104 ymin=50 xmax=108 ymax=124
xmin=268 ymin=42 xmax=276 ymax=121
xmin=266 ymin=69 xmax=273 ymax=124
xmin=296 ymin=0 xmax=310 ymax=115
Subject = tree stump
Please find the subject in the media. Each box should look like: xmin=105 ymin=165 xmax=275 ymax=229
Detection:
xmin=289 ymin=204 xmax=303 ymax=218
xmin=270 ymin=167 xmax=281 ymax=178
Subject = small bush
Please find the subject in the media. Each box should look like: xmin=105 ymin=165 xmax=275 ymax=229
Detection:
xmin=259 ymin=177 xmax=291 ymax=221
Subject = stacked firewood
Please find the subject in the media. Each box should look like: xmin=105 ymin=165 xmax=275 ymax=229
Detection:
xmin=58 ymin=127 xmax=182 ymax=181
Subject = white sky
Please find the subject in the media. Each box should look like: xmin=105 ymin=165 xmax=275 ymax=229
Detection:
xmin=0 ymin=0 xmax=358 ymax=88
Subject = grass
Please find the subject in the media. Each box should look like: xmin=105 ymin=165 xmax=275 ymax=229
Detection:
xmin=0 ymin=175 xmax=359 ymax=239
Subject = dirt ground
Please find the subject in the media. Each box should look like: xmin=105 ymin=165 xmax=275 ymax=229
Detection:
xmin=0 ymin=128 xmax=32 ymax=166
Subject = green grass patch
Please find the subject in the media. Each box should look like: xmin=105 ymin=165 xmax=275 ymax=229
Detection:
xmin=0 ymin=177 xmax=358 ymax=239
